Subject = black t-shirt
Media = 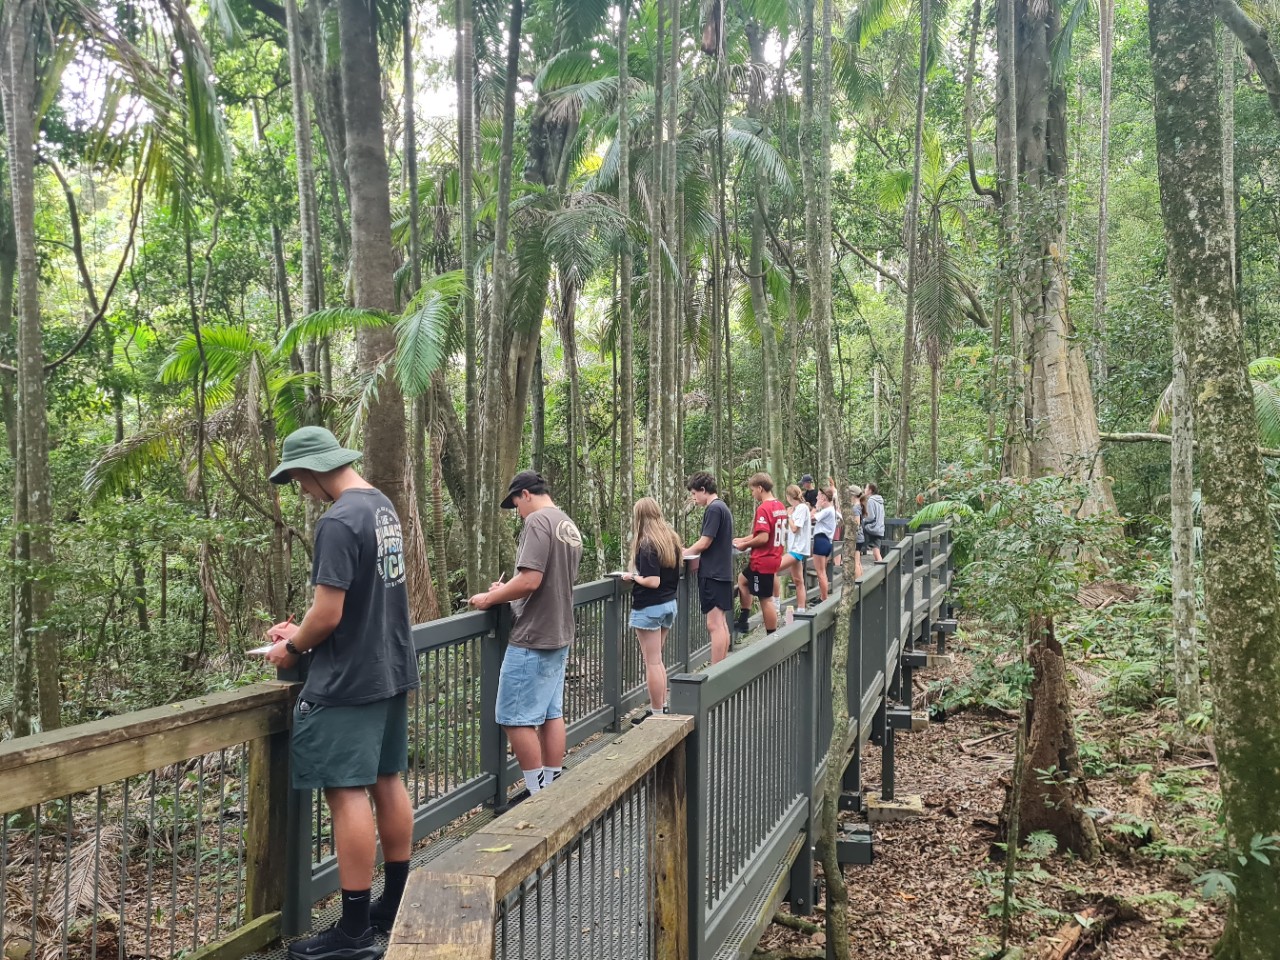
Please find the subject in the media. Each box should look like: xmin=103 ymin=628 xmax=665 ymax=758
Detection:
xmin=303 ymin=489 xmax=421 ymax=706
xmin=632 ymin=543 xmax=679 ymax=609
xmin=698 ymin=498 xmax=734 ymax=582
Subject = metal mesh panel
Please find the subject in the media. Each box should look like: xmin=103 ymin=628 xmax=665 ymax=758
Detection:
xmin=564 ymin=596 xmax=608 ymax=727
xmin=1 ymin=751 xmax=251 ymax=960
xmin=702 ymin=653 xmax=805 ymax=911
xmin=495 ymin=771 xmax=657 ymax=960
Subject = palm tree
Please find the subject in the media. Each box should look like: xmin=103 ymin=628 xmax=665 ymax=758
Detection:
xmin=1 ymin=0 xmax=227 ymax=733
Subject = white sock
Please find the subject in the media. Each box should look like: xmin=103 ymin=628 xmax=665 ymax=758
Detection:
xmin=522 ymin=769 xmax=543 ymax=794
xmin=542 ymin=766 xmax=562 ymax=786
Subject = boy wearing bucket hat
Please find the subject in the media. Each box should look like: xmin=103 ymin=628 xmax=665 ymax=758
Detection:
xmin=469 ymin=470 xmax=582 ymax=799
xmin=262 ymin=426 xmax=419 ymax=959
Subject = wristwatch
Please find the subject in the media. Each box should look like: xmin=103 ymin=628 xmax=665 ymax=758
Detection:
xmin=285 ymin=639 xmax=303 ymax=656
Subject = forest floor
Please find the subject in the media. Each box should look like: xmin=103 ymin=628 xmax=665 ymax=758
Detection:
xmin=754 ymin=624 xmax=1226 ymax=960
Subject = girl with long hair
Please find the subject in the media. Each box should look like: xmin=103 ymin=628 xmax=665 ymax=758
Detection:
xmin=812 ymin=487 xmax=837 ymax=601
xmin=774 ymin=484 xmax=812 ymax=614
xmin=622 ymin=497 xmax=683 ymax=721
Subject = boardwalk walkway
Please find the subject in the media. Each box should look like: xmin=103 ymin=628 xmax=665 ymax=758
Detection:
xmin=0 ymin=521 xmax=955 ymax=960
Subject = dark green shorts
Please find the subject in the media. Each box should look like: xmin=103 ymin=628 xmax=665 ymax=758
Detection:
xmin=290 ymin=693 xmax=410 ymax=790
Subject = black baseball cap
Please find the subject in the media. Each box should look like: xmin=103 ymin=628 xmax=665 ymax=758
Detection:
xmin=800 ymin=474 xmax=814 ymax=484
xmin=501 ymin=470 xmax=549 ymax=509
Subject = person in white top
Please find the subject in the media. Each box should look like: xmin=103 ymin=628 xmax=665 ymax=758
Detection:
xmin=774 ymin=484 xmax=812 ymax=614
xmin=811 ymin=487 xmax=838 ymax=602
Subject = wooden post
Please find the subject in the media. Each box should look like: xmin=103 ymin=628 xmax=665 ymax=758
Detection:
xmin=245 ymin=725 xmax=291 ymax=918
xmin=652 ymin=739 xmax=689 ymax=960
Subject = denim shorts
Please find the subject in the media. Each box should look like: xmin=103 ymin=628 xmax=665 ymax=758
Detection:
xmin=629 ymin=599 xmax=678 ymax=630
xmin=496 ymin=644 xmax=570 ymax=727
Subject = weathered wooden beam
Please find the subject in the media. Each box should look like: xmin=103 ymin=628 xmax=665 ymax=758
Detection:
xmin=0 ymin=682 xmax=295 ymax=812
xmin=386 ymin=716 xmax=694 ymax=959
xmin=652 ymin=739 xmax=689 ymax=960
xmin=184 ymin=913 xmax=281 ymax=960
xmin=245 ymin=720 xmax=294 ymax=919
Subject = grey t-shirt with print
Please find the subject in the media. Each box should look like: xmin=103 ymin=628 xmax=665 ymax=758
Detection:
xmin=303 ymin=488 xmax=421 ymax=706
xmin=510 ymin=506 xmax=583 ymax=650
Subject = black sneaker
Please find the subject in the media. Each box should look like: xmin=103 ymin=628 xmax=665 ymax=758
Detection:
xmin=369 ymin=898 xmax=397 ymax=935
xmin=630 ymin=709 xmax=654 ymax=726
xmin=734 ymin=609 xmax=750 ymax=634
xmin=288 ymin=924 xmax=383 ymax=960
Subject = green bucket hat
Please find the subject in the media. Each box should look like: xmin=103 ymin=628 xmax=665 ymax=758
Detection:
xmin=270 ymin=426 xmax=362 ymax=484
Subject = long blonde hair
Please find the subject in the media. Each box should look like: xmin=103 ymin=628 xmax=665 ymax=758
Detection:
xmin=630 ymin=497 xmax=683 ymax=570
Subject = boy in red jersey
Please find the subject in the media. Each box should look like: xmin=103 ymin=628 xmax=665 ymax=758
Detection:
xmin=732 ymin=472 xmax=788 ymax=635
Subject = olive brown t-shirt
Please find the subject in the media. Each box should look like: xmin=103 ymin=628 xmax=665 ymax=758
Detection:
xmin=510 ymin=506 xmax=583 ymax=650
xmin=303 ymin=488 xmax=421 ymax=706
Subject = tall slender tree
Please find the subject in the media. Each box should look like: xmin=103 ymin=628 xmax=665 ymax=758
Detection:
xmin=1150 ymin=3 xmax=1280 ymax=954
xmin=895 ymin=0 xmax=930 ymax=513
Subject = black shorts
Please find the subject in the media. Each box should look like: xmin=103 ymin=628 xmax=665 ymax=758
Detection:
xmin=863 ymin=532 xmax=882 ymax=553
xmin=699 ymin=577 xmax=734 ymax=613
xmin=743 ymin=569 xmax=775 ymax=598
xmin=812 ymin=533 xmax=833 ymax=557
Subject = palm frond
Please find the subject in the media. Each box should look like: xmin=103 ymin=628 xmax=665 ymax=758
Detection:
xmin=722 ymin=119 xmax=793 ymax=193
xmin=274 ymin=307 xmax=397 ymax=362
xmin=83 ymin=424 xmax=183 ymax=503
xmin=909 ymin=499 xmax=975 ymax=528
xmin=395 ymin=271 xmax=465 ymax=396
xmin=1052 ymin=0 xmax=1094 ymax=82
xmin=160 ymin=326 xmax=266 ymax=386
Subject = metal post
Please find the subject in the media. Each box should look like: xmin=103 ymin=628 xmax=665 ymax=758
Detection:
xmin=281 ymin=784 xmax=312 ymax=936
xmin=604 ymin=577 xmax=623 ymax=730
xmin=788 ymin=614 xmax=818 ymax=913
xmin=481 ymin=607 xmax=516 ymax=809
xmin=920 ymin=533 xmax=933 ymax=649
xmin=843 ymin=579 xmax=863 ymax=803
xmin=677 ymin=561 xmax=693 ymax=671
xmin=668 ymin=673 xmax=708 ymax=960
xmin=881 ymin=705 xmax=897 ymax=802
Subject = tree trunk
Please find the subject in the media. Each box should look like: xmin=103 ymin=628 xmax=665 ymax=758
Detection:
xmin=801 ymin=0 xmax=837 ymax=486
xmin=479 ymin=0 xmax=524 ymax=576
xmin=337 ymin=0 xmax=434 ymax=621
xmin=0 ymin=172 xmax=16 ymax=460
xmin=646 ymin=0 xmax=665 ymax=499
xmin=746 ymin=24 xmax=784 ymax=483
xmin=1091 ymin=0 xmax=1114 ymax=390
xmin=458 ymin=0 xmax=480 ymax=593
xmin=1016 ymin=616 xmax=1101 ymax=859
xmin=1149 ymin=5 xmax=1280 ymax=954
xmin=996 ymin=0 xmax=1028 ymax=479
xmin=1170 ymin=338 xmax=1200 ymax=719
xmin=1222 ymin=30 xmax=1237 ymax=291
xmin=1013 ymin=0 xmax=1114 ymax=514
xmin=817 ymin=544 xmax=854 ymax=960
xmin=895 ymin=0 xmax=929 ymax=514
xmin=618 ymin=0 xmax=635 ymax=559
xmin=3 ymin=0 xmax=58 ymax=732
xmin=661 ymin=0 xmax=681 ymax=511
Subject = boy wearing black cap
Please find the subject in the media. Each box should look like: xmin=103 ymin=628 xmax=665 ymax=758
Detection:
xmin=469 ymin=471 xmax=583 ymax=797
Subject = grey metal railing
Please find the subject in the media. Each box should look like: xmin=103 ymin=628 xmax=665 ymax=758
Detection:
xmin=385 ymin=716 xmax=693 ymax=960
xmin=0 ymin=520 xmax=955 ymax=960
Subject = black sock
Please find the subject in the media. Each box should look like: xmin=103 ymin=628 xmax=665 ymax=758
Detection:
xmin=766 ymin=628 xmax=776 ymax=635
xmin=339 ymin=888 xmax=371 ymax=937
xmin=382 ymin=861 xmax=410 ymax=911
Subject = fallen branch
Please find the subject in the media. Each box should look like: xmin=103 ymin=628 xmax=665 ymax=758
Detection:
xmin=1032 ymin=897 xmax=1141 ymax=959
xmin=1100 ymin=431 xmax=1280 ymax=459
xmin=962 ymin=730 xmax=1013 ymax=751
xmin=771 ymin=912 xmax=822 ymax=935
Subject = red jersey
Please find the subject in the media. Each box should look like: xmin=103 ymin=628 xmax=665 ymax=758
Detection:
xmin=748 ymin=499 xmax=788 ymax=574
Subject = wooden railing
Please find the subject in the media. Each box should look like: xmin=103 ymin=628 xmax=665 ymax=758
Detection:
xmin=387 ymin=716 xmax=693 ymax=960
xmin=0 ymin=682 xmax=296 ymax=960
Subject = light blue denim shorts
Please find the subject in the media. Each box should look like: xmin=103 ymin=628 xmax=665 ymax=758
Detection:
xmin=496 ymin=644 xmax=570 ymax=727
xmin=628 ymin=599 xmax=678 ymax=630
